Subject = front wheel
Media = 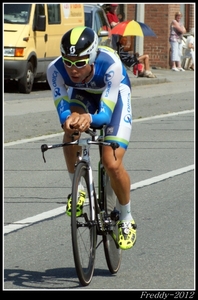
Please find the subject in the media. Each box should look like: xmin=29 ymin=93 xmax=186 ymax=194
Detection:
xmin=71 ymin=161 xmax=97 ymax=286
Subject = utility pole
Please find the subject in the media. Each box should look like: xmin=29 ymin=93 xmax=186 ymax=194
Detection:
xmin=135 ymin=4 xmax=145 ymax=54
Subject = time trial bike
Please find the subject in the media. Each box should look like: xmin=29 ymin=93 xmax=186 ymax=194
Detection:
xmin=41 ymin=126 xmax=122 ymax=286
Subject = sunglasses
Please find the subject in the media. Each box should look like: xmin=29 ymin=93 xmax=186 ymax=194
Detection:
xmin=62 ymin=57 xmax=89 ymax=68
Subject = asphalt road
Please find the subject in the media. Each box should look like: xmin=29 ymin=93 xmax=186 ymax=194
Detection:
xmin=3 ymin=71 xmax=195 ymax=291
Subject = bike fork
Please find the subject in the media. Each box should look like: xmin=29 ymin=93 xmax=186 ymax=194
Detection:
xmin=87 ymin=165 xmax=97 ymax=221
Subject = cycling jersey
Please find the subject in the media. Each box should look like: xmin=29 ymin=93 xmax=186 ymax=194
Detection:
xmin=47 ymin=46 xmax=132 ymax=149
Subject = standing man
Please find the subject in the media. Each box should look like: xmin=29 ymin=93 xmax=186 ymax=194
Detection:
xmin=106 ymin=4 xmax=120 ymax=49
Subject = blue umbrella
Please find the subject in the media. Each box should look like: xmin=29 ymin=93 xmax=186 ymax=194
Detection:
xmin=137 ymin=21 xmax=157 ymax=37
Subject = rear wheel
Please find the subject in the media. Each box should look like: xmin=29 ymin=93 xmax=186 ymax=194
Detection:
xmin=102 ymin=170 xmax=122 ymax=273
xmin=71 ymin=161 xmax=97 ymax=286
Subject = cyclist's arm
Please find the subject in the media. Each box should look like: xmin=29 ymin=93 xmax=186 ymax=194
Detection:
xmin=47 ymin=59 xmax=71 ymax=125
xmin=90 ymin=62 xmax=123 ymax=127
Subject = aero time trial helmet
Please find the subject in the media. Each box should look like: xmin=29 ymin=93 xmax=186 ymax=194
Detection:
xmin=60 ymin=26 xmax=98 ymax=65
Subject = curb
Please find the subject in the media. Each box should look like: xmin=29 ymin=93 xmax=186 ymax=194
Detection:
xmin=129 ymin=77 xmax=169 ymax=87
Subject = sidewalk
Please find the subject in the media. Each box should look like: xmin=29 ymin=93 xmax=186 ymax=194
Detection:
xmin=127 ymin=67 xmax=195 ymax=87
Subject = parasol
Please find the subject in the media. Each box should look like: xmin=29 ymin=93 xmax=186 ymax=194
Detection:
xmin=111 ymin=20 xmax=157 ymax=37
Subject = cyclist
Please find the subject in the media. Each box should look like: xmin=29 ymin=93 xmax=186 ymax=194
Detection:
xmin=47 ymin=26 xmax=137 ymax=250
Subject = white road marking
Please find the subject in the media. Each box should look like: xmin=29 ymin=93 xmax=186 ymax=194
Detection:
xmin=4 ymin=207 xmax=66 ymax=234
xmin=4 ymin=110 xmax=194 ymax=234
xmin=4 ymin=164 xmax=194 ymax=234
xmin=3 ymin=109 xmax=194 ymax=147
xmin=131 ymin=165 xmax=194 ymax=190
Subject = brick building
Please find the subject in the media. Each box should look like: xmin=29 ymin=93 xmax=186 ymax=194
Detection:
xmin=109 ymin=3 xmax=195 ymax=69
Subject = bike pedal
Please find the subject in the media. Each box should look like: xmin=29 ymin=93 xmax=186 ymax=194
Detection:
xmin=110 ymin=208 xmax=120 ymax=221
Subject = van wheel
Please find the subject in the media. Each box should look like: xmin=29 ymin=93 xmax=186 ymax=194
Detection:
xmin=18 ymin=61 xmax=34 ymax=94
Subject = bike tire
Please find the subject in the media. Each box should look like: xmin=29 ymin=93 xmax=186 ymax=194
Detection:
xmin=102 ymin=173 xmax=122 ymax=274
xmin=71 ymin=161 xmax=97 ymax=286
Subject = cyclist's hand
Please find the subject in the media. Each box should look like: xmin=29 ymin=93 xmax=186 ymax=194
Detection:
xmin=63 ymin=112 xmax=79 ymax=133
xmin=63 ymin=113 xmax=91 ymax=132
xmin=69 ymin=113 xmax=91 ymax=132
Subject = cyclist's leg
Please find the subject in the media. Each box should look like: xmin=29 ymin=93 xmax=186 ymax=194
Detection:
xmin=102 ymin=86 xmax=137 ymax=250
xmin=106 ymin=174 xmax=117 ymax=214
xmin=103 ymin=147 xmax=131 ymax=209
xmin=103 ymin=140 xmax=137 ymax=251
xmin=103 ymin=86 xmax=132 ymax=207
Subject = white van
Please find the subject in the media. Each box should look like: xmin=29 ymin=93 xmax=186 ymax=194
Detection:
xmin=4 ymin=3 xmax=84 ymax=93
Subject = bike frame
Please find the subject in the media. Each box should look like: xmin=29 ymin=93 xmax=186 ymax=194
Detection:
xmin=76 ymin=137 xmax=97 ymax=221
xmin=41 ymin=126 xmax=121 ymax=286
xmin=41 ymin=126 xmax=119 ymax=231
xmin=71 ymin=127 xmax=116 ymax=233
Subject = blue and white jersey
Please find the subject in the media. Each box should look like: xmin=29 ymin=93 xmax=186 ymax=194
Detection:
xmin=47 ymin=46 xmax=132 ymax=149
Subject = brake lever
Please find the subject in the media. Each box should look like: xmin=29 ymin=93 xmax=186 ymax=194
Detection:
xmin=41 ymin=144 xmax=48 ymax=163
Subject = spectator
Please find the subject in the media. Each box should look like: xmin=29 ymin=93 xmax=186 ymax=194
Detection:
xmin=106 ymin=4 xmax=120 ymax=49
xmin=135 ymin=53 xmax=156 ymax=78
xmin=118 ymin=36 xmax=156 ymax=78
xmin=117 ymin=12 xmax=125 ymax=22
xmin=169 ymin=11 xmax=186 ymax=71
xmin=185 ymin=27 xmax=194 ymax=70
xmin=106 ymin=4 xmax=119 ymax=28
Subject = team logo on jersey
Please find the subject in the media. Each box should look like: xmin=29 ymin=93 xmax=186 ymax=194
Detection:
xmin=104 ymin=80 xmax=112 ymax=97
xmin=52 ymin=70 xmax=58 ymax=87
xmin=104 ymin=70 xmax=114 ymax=82
xmin=124 ymin=114 xmax=132 ymax=124
xmin=127 ymin=93 xmax=131 ymax=113
xmin=59 ymin=99 xmax=66 ymax=113
xmin=54 ymin=87 xmax=61 ymax=97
